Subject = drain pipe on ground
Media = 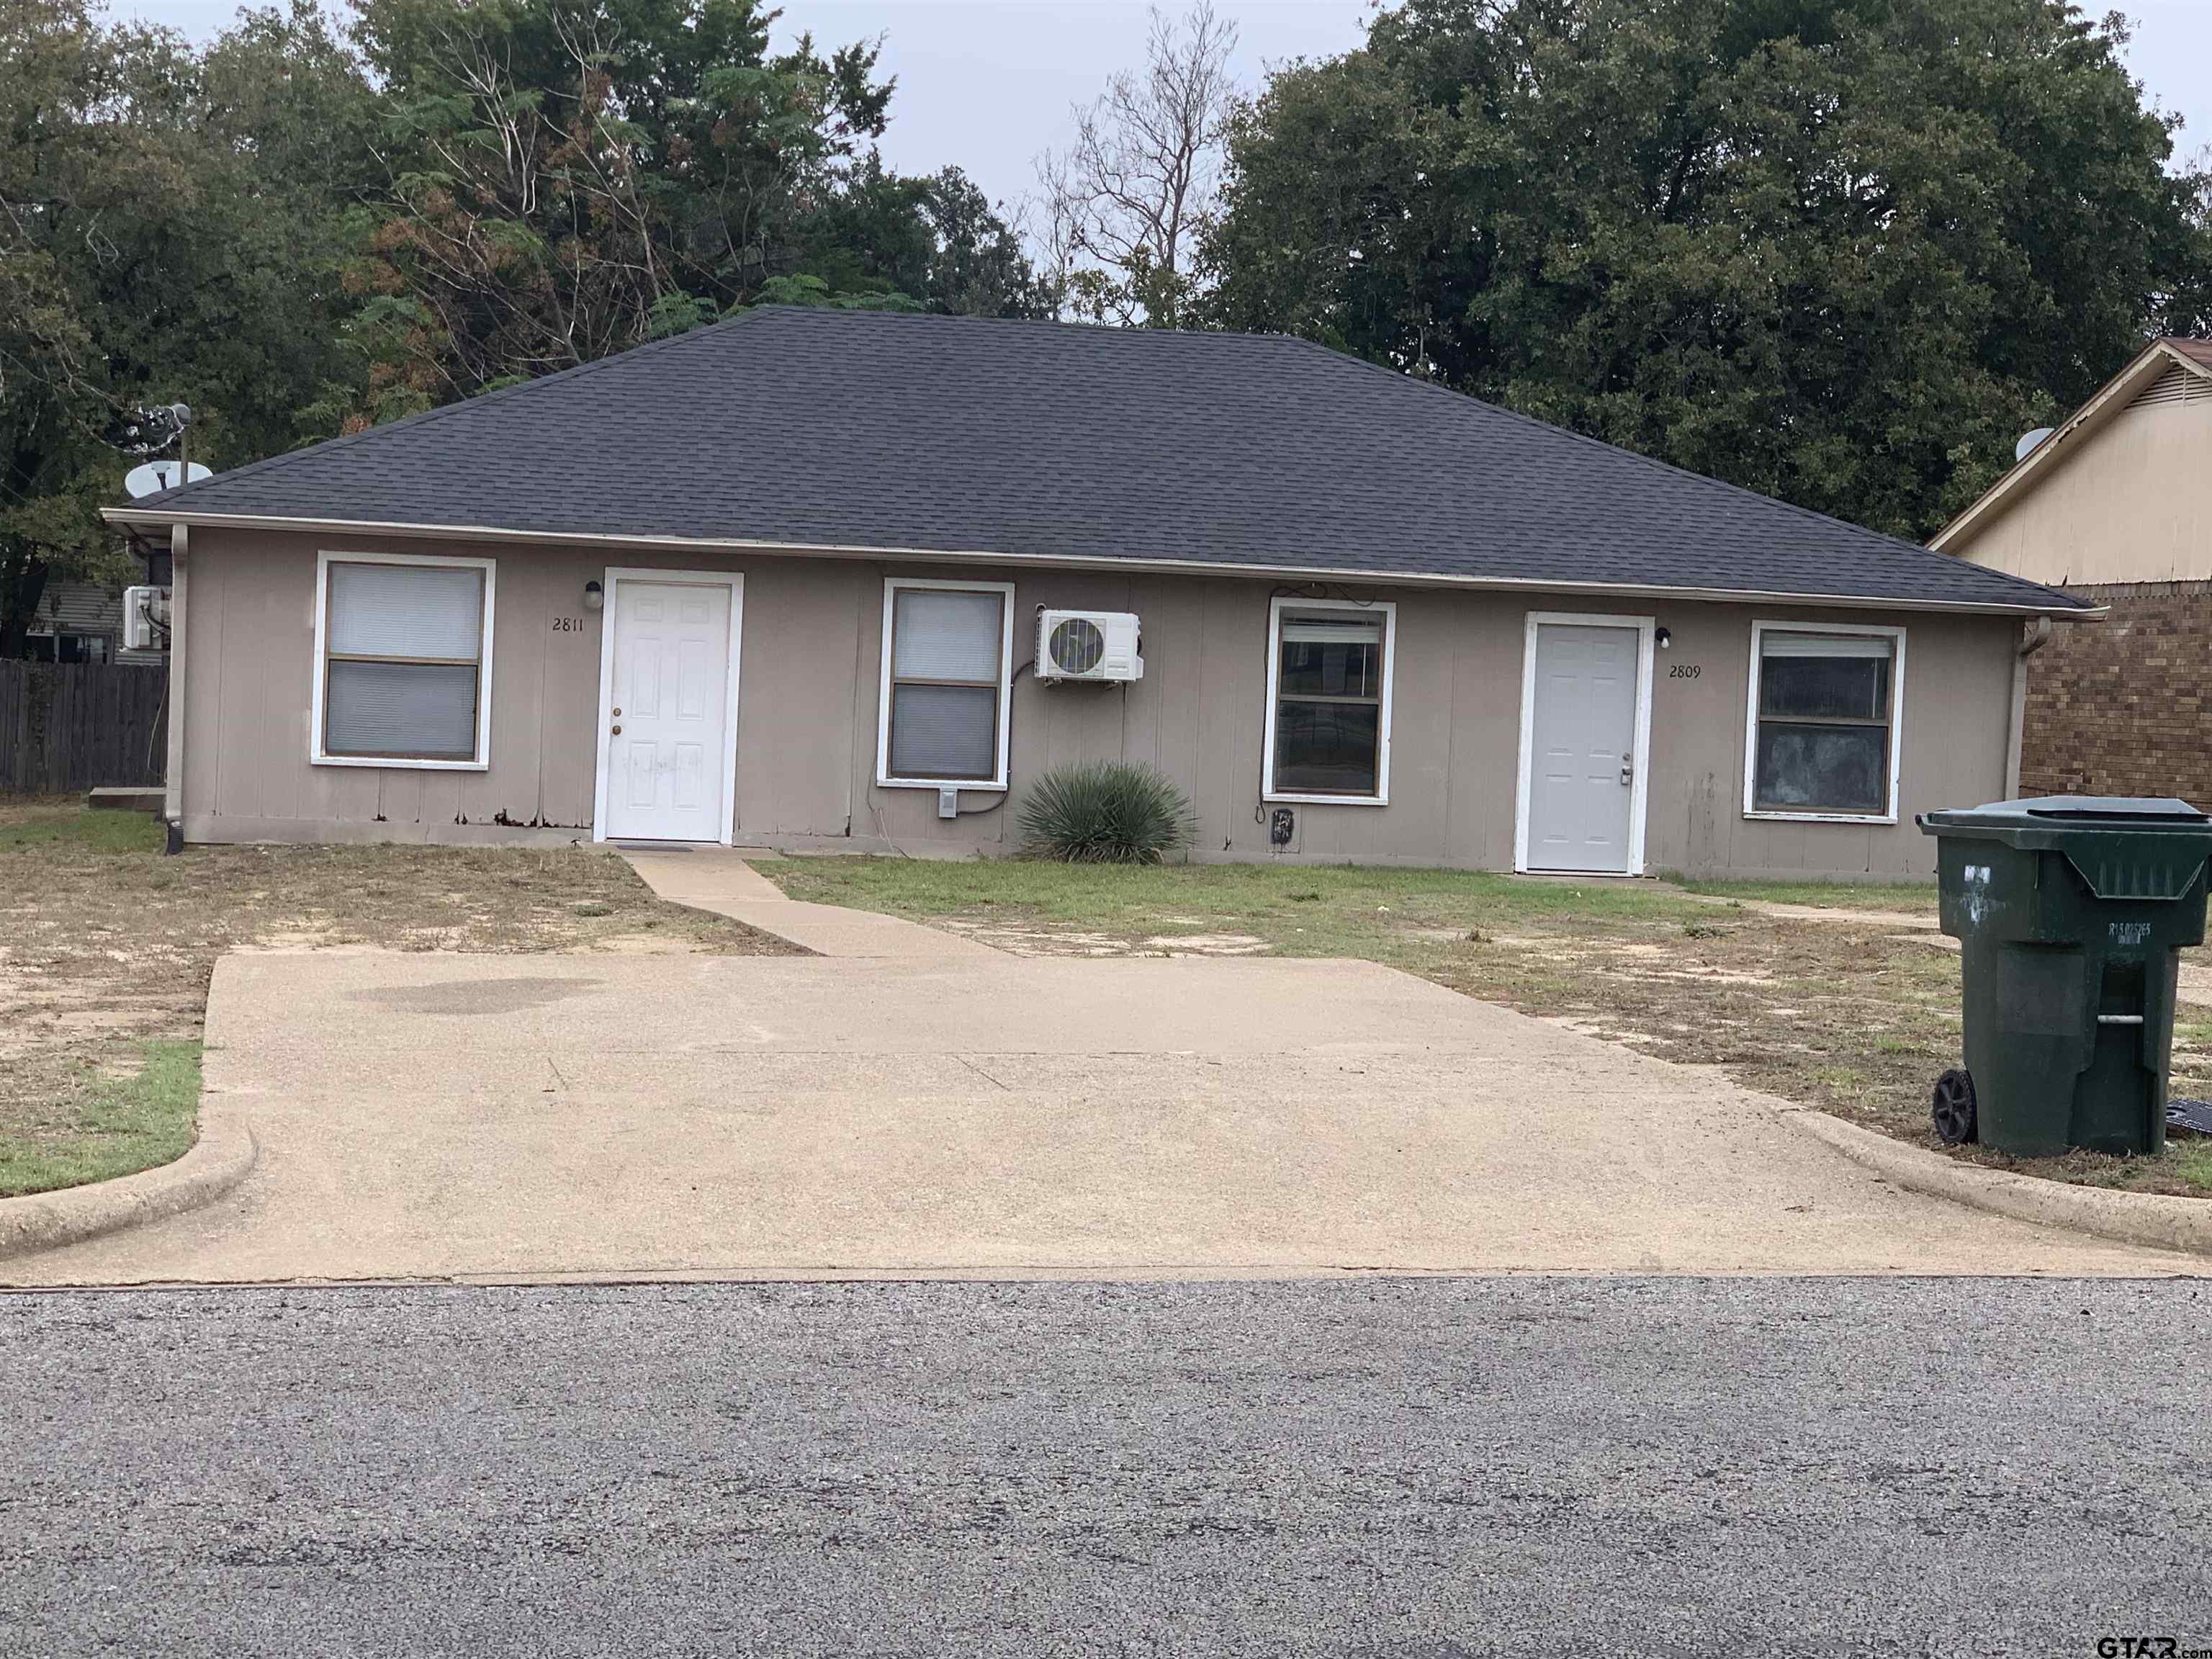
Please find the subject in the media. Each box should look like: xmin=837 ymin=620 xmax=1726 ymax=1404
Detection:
xmin=2004 ymin=613 xmax=2054 ymax=801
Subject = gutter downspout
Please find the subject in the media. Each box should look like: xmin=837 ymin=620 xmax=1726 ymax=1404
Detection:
xmin=2004 ymin=613 xmax=2054 ymax=800
xmin=163 ymin=523 xmax=188 ymax=851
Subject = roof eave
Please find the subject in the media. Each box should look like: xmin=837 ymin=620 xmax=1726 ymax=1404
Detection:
xmin=102 ymin=505 xmax=2097 ymax=618
xmin=1931 ymin=340 xmax=2212 ymax=557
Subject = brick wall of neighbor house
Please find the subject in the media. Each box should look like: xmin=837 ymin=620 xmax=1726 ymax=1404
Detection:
xmin=2019 ymin=581 xmax=2212 ymax=802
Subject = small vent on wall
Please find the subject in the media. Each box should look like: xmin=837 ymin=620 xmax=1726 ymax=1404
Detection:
xmin=2129 ymin=360 xmax=2212 ymax=410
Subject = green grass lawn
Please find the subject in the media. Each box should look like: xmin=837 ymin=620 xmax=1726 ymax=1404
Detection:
xmin=1674 ymin=876 xmax=1938 ymax=913
xmin=0 ymin=1040 xmax=202 ymax=1199
xmin=758 ymin=855 xmax=2211 ymax=1198
xmin=761 ymin=858 xmax=1697 ymax=956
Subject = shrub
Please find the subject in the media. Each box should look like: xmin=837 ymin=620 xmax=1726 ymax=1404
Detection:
xmin=1017 ymin=762 xmax=1197 ymax=864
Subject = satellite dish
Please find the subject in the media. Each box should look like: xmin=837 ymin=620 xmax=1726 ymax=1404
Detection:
xmin=2015 ymin=427 xmax=2056 ymax=464
xmin=124 ymin=459 xmax=212 ymax=499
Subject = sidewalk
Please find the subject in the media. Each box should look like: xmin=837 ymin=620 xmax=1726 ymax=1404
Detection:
xmin=621 ymin=848 xmax=999 ymax=958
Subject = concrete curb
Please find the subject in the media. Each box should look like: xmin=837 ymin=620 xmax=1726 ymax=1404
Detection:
xmin=1791 ymin=1110 xmax=2212 ymax=1259
xmin=0 ymin=1110 xmax=256 ymax=1263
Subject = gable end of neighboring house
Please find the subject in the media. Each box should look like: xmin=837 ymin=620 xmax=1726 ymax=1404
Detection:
xmin=1936 ymin=339 xmax=2212 ymax=801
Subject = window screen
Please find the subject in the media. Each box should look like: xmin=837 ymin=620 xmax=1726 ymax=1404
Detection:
xmin=885 ymin=585 xmax=1006 ymax=781
xmin=1272 ymin=611 xmax=1386 ymax=796
xmin=321 ymin=559 xmax=487 ymax=761
xmin=1750 ymin=631 xmax=1894 ymax=815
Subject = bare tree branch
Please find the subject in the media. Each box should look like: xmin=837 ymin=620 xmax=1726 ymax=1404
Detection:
xmin=1032 ymin=0 xmax=1238 ymax=326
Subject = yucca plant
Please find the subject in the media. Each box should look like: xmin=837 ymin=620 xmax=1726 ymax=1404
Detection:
xmin=1017 ymin=762 xmax=1198 ymax=864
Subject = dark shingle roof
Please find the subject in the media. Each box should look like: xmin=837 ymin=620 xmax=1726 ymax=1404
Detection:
xmin=119 ymin=307 xmax=2083 ymax=613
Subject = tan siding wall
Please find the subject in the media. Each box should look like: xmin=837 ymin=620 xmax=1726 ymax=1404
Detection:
xmin=1953 ymin=392 xmax=2212 ymax=585
xmin=176 ymin=526 xmax=2016 ymax=878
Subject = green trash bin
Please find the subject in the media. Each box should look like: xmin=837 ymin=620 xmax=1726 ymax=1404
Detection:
xmin=1917 ymin=796 xmax=2212 ymax=1158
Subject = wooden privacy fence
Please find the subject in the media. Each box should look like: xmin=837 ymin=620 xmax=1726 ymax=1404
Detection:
xmin=0 ymin=661 xmax=167 ymax=794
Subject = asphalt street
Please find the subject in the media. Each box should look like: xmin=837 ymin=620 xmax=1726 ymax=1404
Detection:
xmin=2 ymin=1277 xmax=2207 ymax=1657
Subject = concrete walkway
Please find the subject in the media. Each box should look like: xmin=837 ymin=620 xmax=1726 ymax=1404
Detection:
xmin=4 ymin=949 xmax=2197 ymax=1286
xmin=621 ymin=847 xmax=997 ymax=958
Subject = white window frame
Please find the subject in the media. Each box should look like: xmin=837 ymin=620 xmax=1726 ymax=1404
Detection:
xmin=1262 ymin=595 xmax=1396 ymax=806
xmin=310 ymin=548 xmax=495 ymax=770
xmin=1514 ymin=611 xmax=1656 ymax=877
xmin=1742 ymin=619 xmax=1907 ymax=824
xmin=875 ymin=577 xmax=1017 ymax=791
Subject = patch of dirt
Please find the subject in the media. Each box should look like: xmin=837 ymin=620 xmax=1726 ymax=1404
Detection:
xmin=1138 ymin=933 xmax=1269 ymax=956
xmin=937 ymin=920 xmax=1133 ymax=957
xmin=583 ymin=932 xmax=709 ymax=956
xmin=254 ymin=927 xmax=340 ymax=949
xmin=1609 ymin=965 xmax=1780 ymax=986
xmin=1736 ymin=901 xmax=1941 ymax=930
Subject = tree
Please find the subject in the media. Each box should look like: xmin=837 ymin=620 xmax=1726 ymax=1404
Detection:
xmin=1202 ymin=0 xmax=2212 ymax=540
xmin=796 ymin=157 xmax=1052 ymax=319
xmin=343 ymin=0 xmax=1046 ymax=418
xmin=1035 ymin=0 xmax=1239 ymax=327
xmin=0 ymin=0 xmax=370 ymax=655
xmin=189 ymin=2 xmax=383 ymax=446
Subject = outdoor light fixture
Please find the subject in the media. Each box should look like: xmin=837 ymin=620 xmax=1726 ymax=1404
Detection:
xmin=1655 ymin=626 xmax=1671 ymax=649
xmin=583 ymin=580 xmax=603 ymax=612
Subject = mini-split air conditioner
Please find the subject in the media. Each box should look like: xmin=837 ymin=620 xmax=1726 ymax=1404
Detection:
xmin=1036 ymin=610 xmax=1143 ymax=683
xmin=122 ymin=586 xmax=171 ymax=652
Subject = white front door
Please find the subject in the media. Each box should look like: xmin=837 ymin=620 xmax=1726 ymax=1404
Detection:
xmin=1524 ymin=621 xmax=1645 ymax=874
xmin=601 ymin=578 xmax=735 ymax=843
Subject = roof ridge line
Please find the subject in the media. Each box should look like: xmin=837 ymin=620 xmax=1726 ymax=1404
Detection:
xmin=743 ymin=305 xmax=1323 ymax=352
xmin=144 ymin=308 xmax=1313 ymax=513
xmin=138 ymin=305 xmax=786 ymax=511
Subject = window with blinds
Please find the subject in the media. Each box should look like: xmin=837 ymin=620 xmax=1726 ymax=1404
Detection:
xmin=878 ymin=580 xmax=1012 ymax=786
xmin=1746 ymin=626 xmax=1902 ymax=817
xmin=1264 ymin=601 xmax=1395 ymax=802
xmin=315 ymin=555 xmax=493 ymax=765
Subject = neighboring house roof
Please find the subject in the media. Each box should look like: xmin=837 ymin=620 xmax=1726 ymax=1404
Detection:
xmin=109 ymin=307 xmax=2084 ymax=615
xmin=1932 ymin=337 xmax=2212 ymax=557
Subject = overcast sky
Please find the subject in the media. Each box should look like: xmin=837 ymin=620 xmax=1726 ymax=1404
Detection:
xmin=134 ymin=0 xmax=2212 ymax=218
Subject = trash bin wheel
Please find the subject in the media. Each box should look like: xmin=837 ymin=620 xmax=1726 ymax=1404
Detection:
xmin=1931 ymin=1068 xmax=1978 ymax=1146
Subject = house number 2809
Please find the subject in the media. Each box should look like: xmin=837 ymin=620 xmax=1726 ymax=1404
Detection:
xmin=1668 ymin=662 xmax=1700 ymax=678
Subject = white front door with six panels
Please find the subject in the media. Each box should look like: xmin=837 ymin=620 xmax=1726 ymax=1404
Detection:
xmin=604 ymin=580 xmax=732 ymax=842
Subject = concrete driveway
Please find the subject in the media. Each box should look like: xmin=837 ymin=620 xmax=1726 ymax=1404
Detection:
xmin=8 ymin=945 xmax=2200 ymax=1284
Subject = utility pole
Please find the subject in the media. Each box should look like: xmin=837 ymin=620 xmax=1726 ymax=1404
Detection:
xmin=169 ymin=403 xmax=192 ymax=485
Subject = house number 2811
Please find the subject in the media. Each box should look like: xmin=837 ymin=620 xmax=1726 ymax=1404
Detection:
xmin=1668 ymin=662 xmax=1701 ymax=678
xmin=550 ymin=616 xmax=587 ymax=632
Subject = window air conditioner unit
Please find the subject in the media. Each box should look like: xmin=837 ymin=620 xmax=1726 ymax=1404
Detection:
xmin=122 ymin=585 xmax=171 ymax=652
xmin=1036 ymin=610 xmax=1143 ymax=683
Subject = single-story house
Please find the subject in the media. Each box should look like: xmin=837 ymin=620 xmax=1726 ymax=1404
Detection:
xmin=106 ymin=307 xmax=2087 ymax=878
xmin=1933 ymin=336 xmax=2212 ymax=802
